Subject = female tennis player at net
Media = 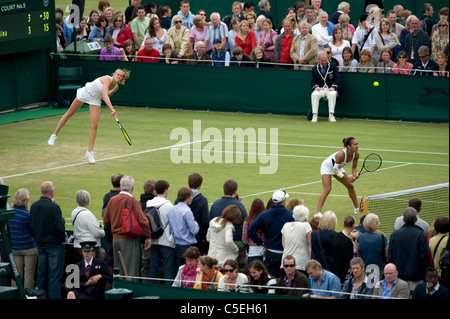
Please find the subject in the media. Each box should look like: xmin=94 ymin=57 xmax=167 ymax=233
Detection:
xmin=47 ymin=68 xmax=130 ymax=164
xmin=316 ymin=137 xmax=360 ymax=217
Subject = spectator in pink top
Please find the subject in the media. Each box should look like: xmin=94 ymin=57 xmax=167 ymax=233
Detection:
xmin=391 ymin=50 xmax=413 ymax=75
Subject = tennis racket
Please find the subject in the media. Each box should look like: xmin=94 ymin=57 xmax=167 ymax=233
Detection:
xmin=358 ymin=153 xmax=382 ymax=175
xmin=115 ymin=117 xmax=132 ymax=146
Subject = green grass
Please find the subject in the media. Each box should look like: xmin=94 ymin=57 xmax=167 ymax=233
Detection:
xmin=0 ymin=106 xmax=448 ymax=232
xmin=56 ymin=0 xmax=135 ymax=16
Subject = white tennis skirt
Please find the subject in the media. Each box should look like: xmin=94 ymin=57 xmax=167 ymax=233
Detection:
xmin=320 ymin=157 xmax=345 ymax=176
xmin=76 ymin=87 xmax=101 ymax=106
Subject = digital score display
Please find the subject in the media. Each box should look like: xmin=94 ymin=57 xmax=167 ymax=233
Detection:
xmin=0 ymin=0 xmax=54 ymax=55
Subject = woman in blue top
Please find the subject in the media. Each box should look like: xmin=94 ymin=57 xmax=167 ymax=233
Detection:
xmin=8 ymin=188 xmax=38 ymax=289
xmin=88 ymin=15 xmax=111 ymax=43
xmin=316 ymin=137 xmax=360 ymax=216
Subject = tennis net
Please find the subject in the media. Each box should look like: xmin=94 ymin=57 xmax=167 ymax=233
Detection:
xmin=361 ymin=183 xmax=449 ymax=240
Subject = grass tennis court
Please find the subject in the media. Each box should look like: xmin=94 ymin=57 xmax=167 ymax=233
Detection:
xmin=0 ymin=106 xmax=448 ymax=232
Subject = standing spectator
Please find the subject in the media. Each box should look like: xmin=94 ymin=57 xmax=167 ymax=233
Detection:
xmin=357 ymin=213 xmax=387 ymax=278
xmin=130 ymin=6 xmax=150 ymax=49
xmin=428 ymin=217 xmax=449 ymax=278
xmin=71 ymin=190 xmax=105 ymax=262
xmin=88 ymin=15 xmax=110 ymax=43
xmin=281 ymin=204 xmax=312 ymax=277
xmin=304 ymin=5 xmax=319 ymax=26
xmin=125 ymin=0 xmax=142 ymax=25
xmin=340 ymin=257 xmax=374 ymax=299
xmin=139 ymin=180 xmax=156 ymax=211
xmin=329 ymin=26 xmax=350 ymax=63
xmin=189 ymin=15 xmax=211 ymax=55
xmin=223 ymin=1 xmax=245 ymax=29
xmin=145 ymin=180 xmax=176 ymax=285
xmin=110 ymin=14 xmax=132 ymax=48
xmin=374 ymin=18 xmax=401 ymax=58
xmin=186 ymin=173 xmax=210 ymax=256
xmin=165 ymin=15 xmax=191 ymax=58
xmin=235 ymin=19 xmax=257 ymax=56
xmin=142 ymin=17 xmax=167 ymax=55
xmin=256 ymin=0 xmax=275 ymax=29
xmin=420 ymin=3 xmax=437 ymax=37
xmin=210 ymin=179 xmax=248 ymax=272
xmin=333 ymin=215 xmax=356 ymax=283
xmin=275 ymin=255 xmax=308 ymax=296
xmin=242 ymin=198 xmax=266 ymax=264
xmin=404 ymin=16 xmax=430 ymax=64
xmin=412 ymin=46 xmax=439 ymax=76
xmin=412 ymin=267 xmax=450 ymax=299
xmin=311 ymin=211 xmax=337 ymax=271
xmin=303 ymin=259 xmax=341 ymax=299
xmin=159 ymin=5 xmax=172 ymax=30
xmin=431 ymin=20 xmax=449 ymax=61
xmin=372 ymin=263 xmax=411 ymax=299
xmin=351 ymin=13 xmax=375 ymax=60
xmin=99 ymin=36 xmax=123 ymax=61
xmin=290 ymin=21 xmax=318 ymax=70
xmin=388 ymin=207 xmax=430 ymax=291
xmin=175 ymin=0 xmax=195 ymax=30
xmin=205 ymin=12 xmax=228 ymax=52
xmin=393 ymin=197 xmax=429 ymax=233
xmin=274 ymin=18 xmax=294 ymax=68
xmin=136 ymin=37 xmax=160 ymax=62
xmin=207 ymin=205 xmax=241 ymax=268
xmin=256 ymin=18 xmax=277 ymax=60
xmin=103 ymin=176 xmax=151 ymax=278
xmin=387 ymin=9 xmax=405 ymax=40
xmin=8 ymin=188 xmax=37 ymax=290
xmin=312 ymin=11 xmax=335 ymax=52
xmin=227 ymin=17 xmax=241 ymax=57
xmin=29 ymin=181 xmax=66 ymax=299
xmin=337 ymin=14 xmax=355 ymax=43
xmin=329 ymin=2 xmax=352 ymax=25
xmin=248 ymin=190 xmax=294 ymax=278
xmin=168 ymin=187 xmax=199 ymax=268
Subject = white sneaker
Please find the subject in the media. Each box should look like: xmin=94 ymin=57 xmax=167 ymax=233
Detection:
xmin=85 ymin=150 xmax=95 ymax=164
xmin=311 ymin=114 xmax=318 ymax=122
xmin=47 ymin=134 xmax=57 ymax=145
xmin=329 ymin=114 xmax=336 ymax=122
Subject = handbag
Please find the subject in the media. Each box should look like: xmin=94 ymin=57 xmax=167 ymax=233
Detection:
xmin=120 ymin=197 xmax=143 ymax=237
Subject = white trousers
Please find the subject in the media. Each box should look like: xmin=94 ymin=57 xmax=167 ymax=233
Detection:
xmin=311 ymin=88 xmax=337 ymax=114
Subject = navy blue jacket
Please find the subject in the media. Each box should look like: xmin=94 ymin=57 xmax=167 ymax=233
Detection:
xmin=311 ymin=61 xmax=340 ymax=93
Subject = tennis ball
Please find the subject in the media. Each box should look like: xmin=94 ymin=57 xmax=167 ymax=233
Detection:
xmin=373 ymin=81 xmax=379 ymax=87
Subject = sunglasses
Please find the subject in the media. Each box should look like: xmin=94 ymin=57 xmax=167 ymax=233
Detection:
xmin=438 ymin=24 xmax=447 ymax=27
xmin=283 ymin=264 xmax=296 ymax=268
xmin=418 ymin=55 xmax=427 ymax=59
xmin=175 ymin=20 xmax=182 ymax=24
xmin=398 ymin=56 xmax=406 ymax=59
xmin=222 ymin=268 xmax=235 ymax=273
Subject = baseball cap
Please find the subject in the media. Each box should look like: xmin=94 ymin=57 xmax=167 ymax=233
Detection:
xmin=272 ymin=190 xmax=289 ymax=203
xmin=213 ymin=38 xmax=222 ymax=44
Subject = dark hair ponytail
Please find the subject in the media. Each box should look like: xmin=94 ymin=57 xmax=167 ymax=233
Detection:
xmin=343 ymin=137 xmax=355 ymax=148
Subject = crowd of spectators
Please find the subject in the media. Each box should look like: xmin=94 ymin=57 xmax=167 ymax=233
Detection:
xmin=54 ymin=0 xmax=449 ymax=76
xmin=2 ymin=174 xmax=448 ymax=299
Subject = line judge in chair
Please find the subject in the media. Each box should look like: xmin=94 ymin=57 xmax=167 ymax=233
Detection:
xmin=310 ymin=51 xmax=340 ymax=123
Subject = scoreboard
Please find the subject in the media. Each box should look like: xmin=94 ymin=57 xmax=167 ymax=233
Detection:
xmin=0 ymin=0 xmax=54 ymax=55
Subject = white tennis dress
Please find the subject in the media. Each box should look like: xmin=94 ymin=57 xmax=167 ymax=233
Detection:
xmin=320 ymin=148 xmax=355 ymax=176
xmin=76 ymin=76 xmax=118 ymax=106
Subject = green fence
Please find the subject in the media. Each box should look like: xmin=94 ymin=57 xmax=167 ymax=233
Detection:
xmin=50 ymin=58 xmax=448 ymax=123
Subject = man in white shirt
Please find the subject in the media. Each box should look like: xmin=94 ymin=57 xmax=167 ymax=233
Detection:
xmin=312 ymin=11 xmax=335 ymax=52
xmin=205 ymin=12 xmax=228 ymax=51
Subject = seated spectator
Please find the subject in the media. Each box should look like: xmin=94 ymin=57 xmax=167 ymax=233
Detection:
xmin=399 ymin=14 xmax=415 ymax=47
xmin=329 ymin=26 xmax=350 ymax=63
xmin=103 ymin=6 xmax=115 ymax=27
xmin=217 ymin=259 xmax=249 ymax=292
xmin=235 ymin=19 xmax=257 ymax=56
xmin=340 ymin=257 xmax=374 ymax=299
xmin=355 ymin=49 xmax=375 ymax=73
xmin=230 ymin=46 xmax=251 ymax=67
xmin=256 ymin=18 xmax=277 ymax=60
xmin=242 ymin=198 xmax=265 ymax=263
xmin=211 ymin=39 xmax=230 ymax=66
xmin=274 ymin=18 xmax=294 ymax=68
xmin=311 ymin=210 xmax=337 ymax=271
xmin=186 ymin=41 xmax=211 ymax=65
xmin=337 ymin=13 xmax=355 ymax=43
xmin=245 ymin=11 xmax=258 ymax=34
xmin=412 ymin=46 xmax=439 ymax=76
xmin=88 ymin=15 xmax=111 ymax=43
xmin=391 ymin=50 xmax=413 ymax=75
xmin=376 ymin=49 xmax=395 ymax=73
xmin=193 ymin=255 xmax=223 ymax=290
xmin=143 ymin=17 xmax=167 ymax=55
xmin=430 ymin=7 xmax=449 ymax=35
xmin=304 ymin=5 xmax=319 ymax=27
xmin=189 ymin=14 xmax=211 ymax=55
xmin=75 ymin=17 xmax=90 ymax=41
xmin=160 ymin=43 xmax=180 ymax=64
xmin=120 ymin=39 xmax=136 ymax=61
xmin=333 ymin=216 xmax=356 ymax=283
xmin=404 ymin=16 xmax=430 ymax=65
xmin=99 ymin=36 xmax=123 ymax=61
xmin=227 ymin=17 xmax=241 ymax=58
xmin=247 ymin=260 xmax=276 ymax=294
xmin=412 ymin=267 xmax=450 ymax=300
xmin=434 ymin=52 xmax=449 ymax=77
xmin=280 ymin=13 xmax=299 ymax=37
xmin=207 ymin=205 xmax=241 ymax=267
xmin=173 ymin=246 xmax=201 ymax=288
xmin=374 ymin=18 xmax=401 ymax=59
xmin=205 ymin=12 xmax=228 ymax=51
xmin=281 ymin=204 xmax=312 ymax=277
xmin=109 ymin=14 xmax=132 ymax=48
xmin=250 ymin=47 xmax=272 ymax=68
xmin=372 ymin=263 xmax=411 ymax=299
xmin=351 ymin=13 xmax=375 ymax=60
xmin=136 ymin=37 xmax=160 ymax=62
xmin=431 ymin=19 xmax=449 ymax=61
xmin=303 ymin=259 xmax=341 ymax=299
xmin=166 ymin=15 xmax=191 ymax=58
xmin=290 ymin=21 xmax=318 ymax=70
xmin=275 ymin=255 xmax=308 ymax=296
xmin=339 ymin=47 xmax=358 ymax=72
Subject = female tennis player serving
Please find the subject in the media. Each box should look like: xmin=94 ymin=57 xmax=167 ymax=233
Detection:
xmin=47 ymin=69 xmax=130 ymax=163
xmin=316 ymin=137 xmax=360 ymax=217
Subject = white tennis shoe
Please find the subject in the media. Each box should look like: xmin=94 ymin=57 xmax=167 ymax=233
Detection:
xmin=329 ymin=114 xmax=336 ymax=122
xmin=85 ymin=150 xmax=95 ymax=164
xmin=311 ymin=114 xmax=318 ymax=122
xmin=47 ymin=134 xmax=57 ymax=145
